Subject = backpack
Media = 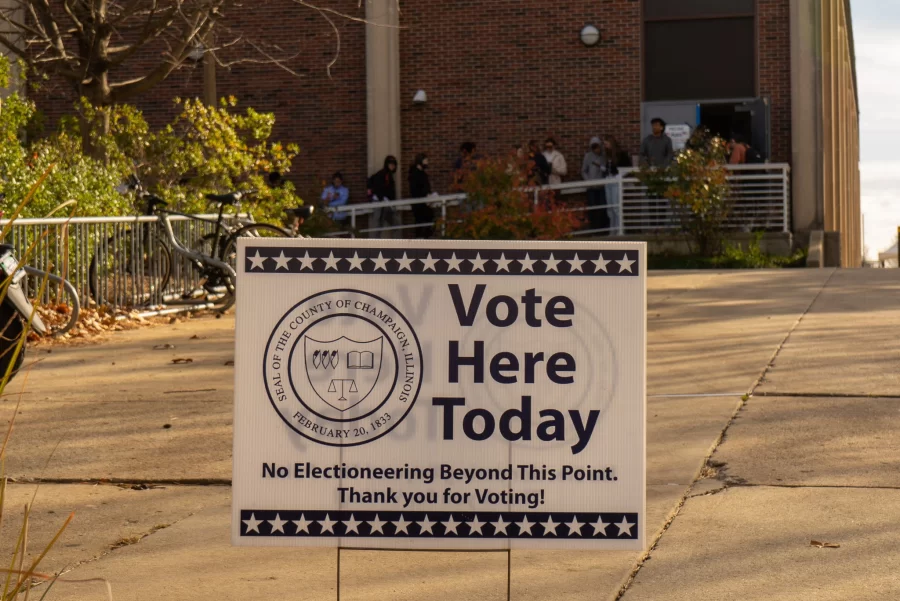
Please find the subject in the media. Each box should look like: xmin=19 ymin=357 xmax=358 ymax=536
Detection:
xmin=745 ymin=146 xmax=764 ymax=164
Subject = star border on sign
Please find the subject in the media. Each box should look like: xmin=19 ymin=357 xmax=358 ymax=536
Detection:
xmin=248 ymin=251 xmax=267 ymax=271
xmin=242 ymin=513 xmax=262 ymax=534
xmin=421 ymin=252 xmax=438 ymax=272
xmin=565 ymin=516 xmax=583 ymax=536
xmin=468 ymin=515 xmax=486 ymax=535
xmin=372 ymin=252 xmax=390 ymax=271
xmin=417 ymin=515 xmax=436 ymax=535
xmin=593 ymin=253 xmax=611 ymax=274
xmin=615 ymin=517 xmax=634 ymax=537
xmin=492 ymin=515 xmax=510 ymax=535
xmin=591 ymin=516 xmax=609 ymax=537
xmin=393 ymin=515 xmax=412 ymax=534
xmin=273 ymin=251 xmax=291 ymax=271
xmin=367 ymin=515 xmax=387 ymax=534
xmin=292 ymin=514 xmax=312 ymax=533
xmin=469 ymin=252 xmax=487 ymax=272
xmin=347 ymin=252 xmax=365 ymax=271
xmin=395 ymin=252 xmax=414 ymax=272
xmin=443 ymin=515 xmax=461 ymax=535
xmin=269 ymin=514 xmax=288 ymax=534
xmin=543 ymin=253 xmax=561 ymax=273
xmin=446 ymin=253 xmax=463 ymax=272
xmin=616 ymin=253 xmax=635 ymax=274
xmin=318 ymin=514 xmax=337 ymax=534
xmin=519 ymin=253 xmax=536 ymax=272
xmin=322 ymin=252 xmax=340 ymax=271
xmin=343 ymin=514 xmax=362 ymax=534
xmin=298 ymin=251 xmax=316 ymax=271
xmin=541 ymin=516 xmax=559 ymax=536
xmin=517 ymin=516 xmax=535 ymax=536
xmin=567 ymin=253 xmax=585 ymax=273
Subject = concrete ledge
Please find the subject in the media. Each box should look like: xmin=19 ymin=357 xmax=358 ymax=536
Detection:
xmin=807 ymin=230 xmax=825 ymax=267
xmin=603 ymin=232 xmax=794 ymax=257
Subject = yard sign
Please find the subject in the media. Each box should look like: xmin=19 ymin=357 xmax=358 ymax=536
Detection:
xmin=233 ymin=239 xmax=646 ymax=551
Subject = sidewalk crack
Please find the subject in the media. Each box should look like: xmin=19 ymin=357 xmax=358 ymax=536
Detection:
xmin=613 ymin=268 xmax=837 ymax=601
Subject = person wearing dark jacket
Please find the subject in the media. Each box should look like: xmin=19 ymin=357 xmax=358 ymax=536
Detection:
xmin=603 ymin=135 xmax=632 ymax=234
xmin=408 ymin=153 xmax=435 ymax=238
xmin=527 ymin=140 xmax=551 ymax=185
xmin=640 ymin=118 xmax=674 ymax=168
xmin=367 ymin=155 xmax=398 ymax=238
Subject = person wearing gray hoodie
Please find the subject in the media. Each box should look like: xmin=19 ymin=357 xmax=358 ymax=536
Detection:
xmin=582 ymin=137 xmax=610 ymax=232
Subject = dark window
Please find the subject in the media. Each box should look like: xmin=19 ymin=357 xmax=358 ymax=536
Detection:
xmin=644 ymin=0 xmax=755 ymax=20
xmin=644 ymin=18 xmax=755 ymax=101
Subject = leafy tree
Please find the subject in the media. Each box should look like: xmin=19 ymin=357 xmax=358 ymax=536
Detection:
xmin=637 ymin=131 xmax=731 ymax=256
xmin=442 ymin=157 xmax=583 ymax=240
xmin=0 ymin=65 xmax=129 ymax=217
xmin=0 ymin=56 xmax=302 ymax=223
xmin=68 ymin=96 xmax=301 ymax=224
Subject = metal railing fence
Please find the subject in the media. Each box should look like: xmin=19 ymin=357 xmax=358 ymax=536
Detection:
xmin=325 ymin=164 xmax=791 ymax=239
xmin=0 ymin=164 xmax=790 ymax=311
xmin=0 ymin=213 xmax=246 ymax=310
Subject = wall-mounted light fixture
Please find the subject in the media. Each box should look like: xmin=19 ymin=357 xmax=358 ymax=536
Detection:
xmin=580 ymin=24 xmax=601 ymax=47
xmin=188 ymin=43 xmax=206 ymax=62
xmin=413 ymin=90 xmax=427 ymax=104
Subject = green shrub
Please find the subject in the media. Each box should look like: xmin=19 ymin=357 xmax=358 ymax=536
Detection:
xmin=0 ymin=57 xmax=304 ymax=225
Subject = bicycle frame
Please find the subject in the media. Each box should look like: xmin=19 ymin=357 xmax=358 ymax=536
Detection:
xmin=167 ymin=204 xmax=234 ymax=255
xmin=156 ymin=210 xmax=237 ymax=280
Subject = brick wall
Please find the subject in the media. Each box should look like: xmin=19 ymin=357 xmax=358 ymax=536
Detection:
xmin=32 ymin=0 xmax=369 ymax=203
xmin=400 ymin=0 xmax=643 ymax=192
xmin=758 ymin=0 xmax=792 ymax=164
xmin=29 ymin=0 xmax=794 ymax=203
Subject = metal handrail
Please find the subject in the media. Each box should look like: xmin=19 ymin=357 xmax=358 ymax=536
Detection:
xmin=326 ymin=164 xmax=792 ymax=238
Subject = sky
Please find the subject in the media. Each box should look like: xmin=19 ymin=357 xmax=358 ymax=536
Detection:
xmin=853 ymin=0 xmax=900 ymax=259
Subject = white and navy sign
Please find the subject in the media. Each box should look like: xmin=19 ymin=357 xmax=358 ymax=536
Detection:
xmin=233 ymin=240 xmax=646 ymax=551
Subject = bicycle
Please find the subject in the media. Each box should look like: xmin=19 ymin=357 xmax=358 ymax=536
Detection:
xmin=89 ymin=178 xmax=289 ymax=312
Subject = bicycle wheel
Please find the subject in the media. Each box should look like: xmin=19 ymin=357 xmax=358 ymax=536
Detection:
xmin=89 ymin=228 xmax=172 ymax=308
xmin=22 ymin=266 xmax=81 ymax=337
xmin=209 ymin=224 xmax=287 ymax=313
xmin=222 ymin=223 xmax=290 ymax=270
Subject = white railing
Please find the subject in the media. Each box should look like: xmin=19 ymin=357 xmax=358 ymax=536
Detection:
xmin=325 ymin=164 xmax=791 ymax=238
xmin=0 ymin=213 xmax=246 ymax=310
xmin=0 ymin=164 xmax=790 ymax=310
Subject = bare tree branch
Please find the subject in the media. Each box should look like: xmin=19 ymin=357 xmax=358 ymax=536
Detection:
xmin=1 ymin=0 xmax=381 ymax=109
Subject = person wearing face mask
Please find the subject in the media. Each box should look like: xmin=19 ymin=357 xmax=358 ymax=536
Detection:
xmin=408 ymin=153 xmax=435 ymax=238
xmin=367 ymin=155 xmax=398 ymax=238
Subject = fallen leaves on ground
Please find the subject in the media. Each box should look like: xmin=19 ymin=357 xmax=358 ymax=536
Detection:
xmin=31 ymin=305 xmax=203 ymax=345
xmin=153 ymin=343 xmax=175 ymax=350
xmin=810 ymin=540 xmax=840 ymax=549
xmin=171 ymin=358 xmax=193 ymax=365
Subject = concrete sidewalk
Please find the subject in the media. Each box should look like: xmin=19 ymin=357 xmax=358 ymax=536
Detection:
xmin=6 ymin=268 xmax=894 ymax=600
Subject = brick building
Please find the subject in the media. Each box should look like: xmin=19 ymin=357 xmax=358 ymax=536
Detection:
xmin=31 ymin=0 xmax=861 ymax=265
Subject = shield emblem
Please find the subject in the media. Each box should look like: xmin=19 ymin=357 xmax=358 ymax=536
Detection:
xmin=303 ymin=336 xmax=384 ymax=412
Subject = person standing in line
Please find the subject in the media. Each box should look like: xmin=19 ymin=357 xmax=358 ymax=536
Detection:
xmin=640 ymin=118 xmax=674 ymax=168
xmin=452 ymin=142 xmax=479 ymax=188
xmin=527 ymin=140 xmax=551 ymax=185
xmin=408 ymin=153 xmax=435 ymax=239
xmin=604 ymin=134 xmax=632 ymax=234
xmin=321 ymin=172 xmax=349 ymax=224
xmin=542 ymin=137 xmax=567 ymax=185
xmin=640 ymin=118 xmax=675 ymax=229
xmin=581 ymin=137 xmax=609 ymax=232
xmin=728 ymin=134 xmax=749 ymax=165
xmin=367 ymin=155 xmax=398 ymax=238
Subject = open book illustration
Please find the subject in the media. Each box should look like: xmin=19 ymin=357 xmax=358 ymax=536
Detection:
xmin=347 ymin=351 xmax=375 ymax=369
